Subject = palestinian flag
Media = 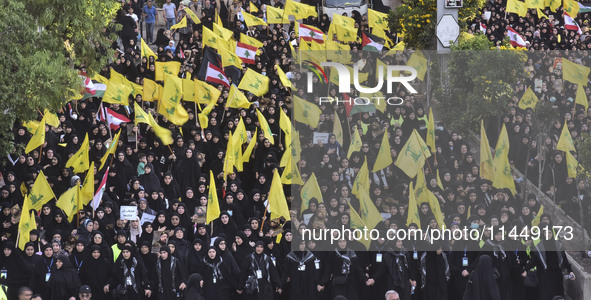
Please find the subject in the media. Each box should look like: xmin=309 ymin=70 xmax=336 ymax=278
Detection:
xmin=198 ymin=47 xmax=230 ymax=87
xmin=298 ymin=23 xmax=325 ymax=44
xmin=362 ymin=32 xmax=384 ymax=51
xmin=507 ymin=25 xmax=527 ymax=48
xmin=98 ymin=103 xmax=131 ymax=130
xmin=80 ymin=80 xmax=106 ymax=100
xmin=236 ymin=41 xmax=257 ymax=65
xmin=564 ymin=13 xmax=582 ymax=34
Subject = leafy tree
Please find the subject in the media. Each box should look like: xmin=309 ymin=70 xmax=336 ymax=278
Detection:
xmin=0 ymin=0 xmax=119 ymax=156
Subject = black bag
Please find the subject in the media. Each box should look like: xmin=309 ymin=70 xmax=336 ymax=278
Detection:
xmin=524 ymin=270 xmax=539 ymax=287
xmin=245 ymin=275 xmax=258 ymax=295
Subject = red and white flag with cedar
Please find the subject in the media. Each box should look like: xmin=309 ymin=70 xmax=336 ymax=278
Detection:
xmin=205 ymin=63 xmax=230 ymax=87
xmin=91 ymin=167 xmax=109 ymax=211
xmin=298 ymin=23 xmax=325 ymax=44
xmin=236 ymin=42 xmax=257 ymax=65
xmin=98 ymin=103 xmax=131 ymax=130
xmin=507 ymin=25 xmax=527 ymax=48
xmin=564 ymin=13 xmax=582 ymax=34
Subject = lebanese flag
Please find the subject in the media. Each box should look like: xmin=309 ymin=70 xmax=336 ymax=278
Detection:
xmin=564 ymin=13 xmax=582 ymax=34
xmin=299 ymin=23 xmax=325 ymax=44
xmin=99 ymin=104 xmax=131 ymax=130
xmin=480 ymin=22 xmax=487 ymax=34
xmin=91 ymin=167 xmax=109 ymax=211
xmin=507 ymin=25 xmax=527 ymax=48
xmin=362 ymin=32 xmax=384 ymax=51
xmin=205 ymin=62 xmax=230 ymax=87
xmin=236 ymin=42 xmax=257 ymax=65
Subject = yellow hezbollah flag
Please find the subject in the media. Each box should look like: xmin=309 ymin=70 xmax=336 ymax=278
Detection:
xmin=195 ymin=79 xmax=221 ymax=104
xmin=103 ymin=70 xmax=133 ymax=105
xmin=368 ymin=8 xmax=389 ymax=31
xmin=25 ymin=116 xmax=46 ymax=154
xmin=518 ymin=87 xmax=538 ymax=109
xmin=213 ymin=22 xmax=233 ymax=40
xmin=507 ymin=0 xmax=527 ymax=16
xmin=206 ymin=171 xmax=221 ymax=223
xmin=267 ymin=6 xmax=287 ymax=24
xmin=242 ymin=11 xmax=267 ymax=27
xmin=385 ymin=41 xmax=405 ymax=56
xmin=249 ymin=2 xmax=259 ymax=12
xmin=29 ymin=170 xmax=56 ymax=212
xmin=556 ymin=119 xmax=575 ymax=152
xmin=300 ymin=173 xmax=322 ymax=213
xmin=99 ymin=129 xmax=121 ymax=169
xmin=349 ymin=206 xmax=371 ymax=249
xmin=227 ymin=84 xmax=251 ymax=109
xmin=275 ymin=64 xmax=291 ymax=88
xmin=159 ymin=73 xmax=189 ymax=125
xmin=65 ymin=133 xmax=90 ymax=173
xmin=198 ymin=96 xmax=217 ymax=129
xmin=256 ymin=108 xmax=274 ymax=144
xmin=283 ymin=0 xmax=317 ymax=20
xmin=480 ymin=120 xmax=495 ymax=181
xmin=182 ymin=77 xmax=195 ymax=102
xmin=141 ymin=38 xmax=157 ymax=59
xmin=280 ymin=152 xmax=304 ymax=185
xmin=563 ymin=0 xmax=580 ymax=16
xmin=219 ymin=46 xmax=243 ymax=69
xmin=493 ymin=123 xmax=510 ymax=167
xmin=562 ymin=58 xmax=590 ymax=87
xmin=531 ymin=205 xmax=544 ymax=226
xmin=352 ymin=160 xmax=370 ymax=197
xmin=134 ymin=102 xmax=173 ymax=145
xmin=223 ymin=132 xmax=237 ymax=178
xmin=242 ymin=128 xmax=258 ymax=163
xmin=18 ymin=199 xmax=37 ymax=250
xmin=565 ymin=150 xmax=579 ymax=178
xmin=154 ymin=61 xmax=181 ymax=82
xmin=240 ymin=33 xmax=264 ymax=48
xmin=545 ymin=0 xmax=561 ymax=12
xmin=493 ymin=153 xmax=516 ymax=195
xmin=238 ymin=68 xmax=269 ymax=96
xmin=80 ymin=162 xmax=95 ymax=205
xmin=407 ymin=182 xmax=421 ymax=229
xmin=43 ymin=109 xmax=60 ymax=128
xmin=183 ymin=7 xmax=201 ymax=24
xmin=395 ymin=130 xmax=431 ymax=178
xmin=372 ymin=130 xmax=392 ymax=172
xmin=347 ymin=125 xmax=363 ymax=158
xmin=536 ymin=8 xmax=548 ymax=19
xmin=143 ymin=78 xmax=160 ymax=102
xmin=426 ymin=107 xmax=436 ymax=153
xmin=268 ymin=169 xmax=291 ymax=221
xmin=293 ymin=96 xmax=321 ymax=128
xmin=576 ymin=85 xmax=588 ymax=112
xmin=333 ymin=112 xmax=343 ymax=146
xmin=407 ymin=51 xmax=428 ymax=81
xmin=56 ymin=186 xmax=80 ymax=222
xmin=525 ymin=0 xmax=544 ymax=9
xmin=416 ymin=170 xmax=444 ymax=229
xmin=170 ymin=16 xmax=188 ymax=30
xmin=333 ymin=23 xmax=358 ymax=43
xmin=233 ymin=117 xmax=248 ymax=145
xmin=279 ymin=107 xmax=292 ymax=136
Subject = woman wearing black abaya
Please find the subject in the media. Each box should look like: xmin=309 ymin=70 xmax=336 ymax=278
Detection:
xmin=184 ymin=273 xmax=206 ymax=300
xmin=536 ymin=222 xmax=575 ymax=300
xmin=212 ymin=211 xmax=239 ymax=239
xmin=0 ymin=241 xmax=30 ymax=299
xmin=377 ymin=239 xmax=413 ymax=300
xmin=117 ymin=9 xmax=138 ymax=50
xmin=327 ymin=239 xmax=368 ymax=300
xmin=449 ymin=239 xmax=477 ymax=300
xmin=89 ymin=231 xmax=114 ymax=263
xmin=419 ymin=242 xmax=450 ymax=300
xmin=79 ymin=245 xmax=113 ymax=300
xmin=155 ymin=245 xmax=187 ymax=300
xmin=138 ymin=163 xmax=160 ymax=195
xmin=162 ymin=172 xmax=182 ymax=204
xmin=462 ymin=255 xmax=501 ymax=300
xmin=175 ymin=148 xmax=202 ymax=191
xmin=282 ymin=237 xmax=317 ymax=300
xmin=239 ymin=241 xmax=282 ymax=300
xmin=188 ymin=239 xmax=207 ymax=274
xmin=30 ymin=244 xmax=57 ymax=298
xmin=112 ymin=245 xmax=152 ymax=300
xmin=155 ymin=28 xmax=170 ymax=49
xmin=46 ymin=210 xmax=73 ymax=241
xmin=47 ymin=254 xmax=81 ymax=300
xmin=69 ymin=241 xmax=87 ymax=274
xmin=233 ymin=231 xmax=254 ymax=266
xmin=199 ymin=246 xmax=236 ymax=300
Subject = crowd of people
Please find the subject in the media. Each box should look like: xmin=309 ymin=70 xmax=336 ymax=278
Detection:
xmin=0 ymin=0 xmax=590 ymax=300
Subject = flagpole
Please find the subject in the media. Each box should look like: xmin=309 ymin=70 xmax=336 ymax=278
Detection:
xmin=261 ymin=197 xmax=270 ymax=234
xmin=38 ymin=145 xmax=43 ymax=163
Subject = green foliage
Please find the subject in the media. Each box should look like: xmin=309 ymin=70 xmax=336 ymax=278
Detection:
xmin=452 ymin=33 xmax=493 ymax=50
xmin=576 ymin=133 xmax=591 ymax=178
xmin=0 ymin=0 xmax=119 ymax=156
xmin=436 ymin=49 xmax=528 ymax=135
xmin=388 ymin=0 xmax=485 ymax=50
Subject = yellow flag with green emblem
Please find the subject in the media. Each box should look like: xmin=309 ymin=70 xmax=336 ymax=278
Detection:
xmin=556 ymin=119 xmax=575 ymax=152
xmin=492 ymin=150 xmax=516 ymax=195
xmin=333 ymin=23 xmax=358 ymax=43
xmin=154 ymin=61 xmax=181 ymax=82
xmin=493 ymin=123 xmax=510 ymax=166
xmin=99 ymin=129 xmax=121 ymax=169
xmin=213 ymin=22 xmax=233 ymax=40
xmin=65 ymin=133 xmax=90 ymax=173
xmin=562 ymin=58 xmax=590 ymax=87
xmin=407 ymin=51 xmax=428 ymax=81
xmin=368 ymin=9 xmax=389 ymax=30
xmin=57 ymin=186 xmax=80 ymax=222
xmin=141 ymin=38 xmax=157 ymax=59
xmin=352 ymin=160 xmax=370 ymax=197
xmin=349 ymin=205 xmax=371 ymax=249
xmin=293 ymin=96 xmax=321 ymax=128
xmin=525 ymin=0 xmax=544 ymax=9
xmin=407 ymin=182 xmax=421 ymax=229
xmin=28 ymin=170 xmax=56 ymax=212
xmin=206 ymin=171 xmax=221 ymax=224
xmin=565 ymin=150 xmax=580 ymax=178
xmin=170 ymin=16 xmax=188 ymax=30
xmin=143 ymin=78 xmax=160 ymax=101
xmin=227 ymin=85 xmax=252 ymax=109
xmin=268 ymin=169 xmax=291 ymax=221
xmin=103 ymin=69 xmax=133 ymax=105
xmin=480 ymin=120 xmax=495 ymax=181
xmin=275 ymin=64 xmax=291 ymax=88
xmin=198 ymin=96 xmax=217 ymax=129
xmin=182 ymin=77 xmax=195 ymax=102
xmin=183 ymin=7 xmax=201 ymax=24
xmin=219 ymin=47 xmax=244 ymax=69
xmin=545 ymin=0 xmax=561 ymax=12
xmin=518 ymin=87 xmax=538 ymax=109
xmin=242 ymin=129 xmax=257 ymax=163
xmin=159 ymin=73 xmax=188 ymax=125
xmin=134 ymin=102 xmax=173 ymax=145
xmin=240 ymin=33 xmax=264 ymax=48
xmin=279 ymin=107 xmax=292 ymax=136
xmin=238 ymin=69 xmax=269 ymax=96
xmin=333 ymin=112 xmax=343 ymax=146
xmin=43 ymin=109 xmax=60 ymax=128
xmin=25 ymin=116 xmax=46 ymax=154
xmin=576 ymin=85 xmax=588 ymax=112
xmin=242 ymin=11 xmax=267 ymax=27
xmin=395 ymin=130 xmax=431 ymax=178
xmin=283 ymin=0 xmax=317 ymax=20
xmin=507 ymin=0 xmax=527 ymax=16
xmin=195 ymin=79 xmax=221 ymax=104
xmin=347 ymin=125 xmax=362 ymax=159
xmin=358 ymin=189 xmax=382 ymax=229
xmin=563 ymin=0 xmax=580 ymax=16
xmin=18 ymin=199 xmax=36 ymax=250
xmin=531 ymin=205 xmax=544 ymax=226
xmin=280 ymin=152 xmax=304 ymax=185
xmin=256 ymin=108 xmax=274 ymax=144
xmin=372 ymin=131 xmax=392 ymax=172
xmin=300 ymin=173 xmax=322 ymax=213
xmin=267 ymin=6 xmax=287 ymax=24
xmin=80 ymin=162 xmax=95 ymax=205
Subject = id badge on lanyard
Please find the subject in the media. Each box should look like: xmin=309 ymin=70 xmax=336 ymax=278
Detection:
xmin=462 ymin=257 xmax=469 ymax=267
xmin=45 ymin=273 xmax=51 ymax=282
xmin=413 ymin=251 xmax=418 ymax=260
xmin=314 ymin=259 xmax=320 ymax=270
xmin=376 ymin=253 xmax=383 ymax=263
xmin=0 ymin=269 xmax=6 ymax=279
xmin=256 ymin=269 xmax=263 ymax=279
